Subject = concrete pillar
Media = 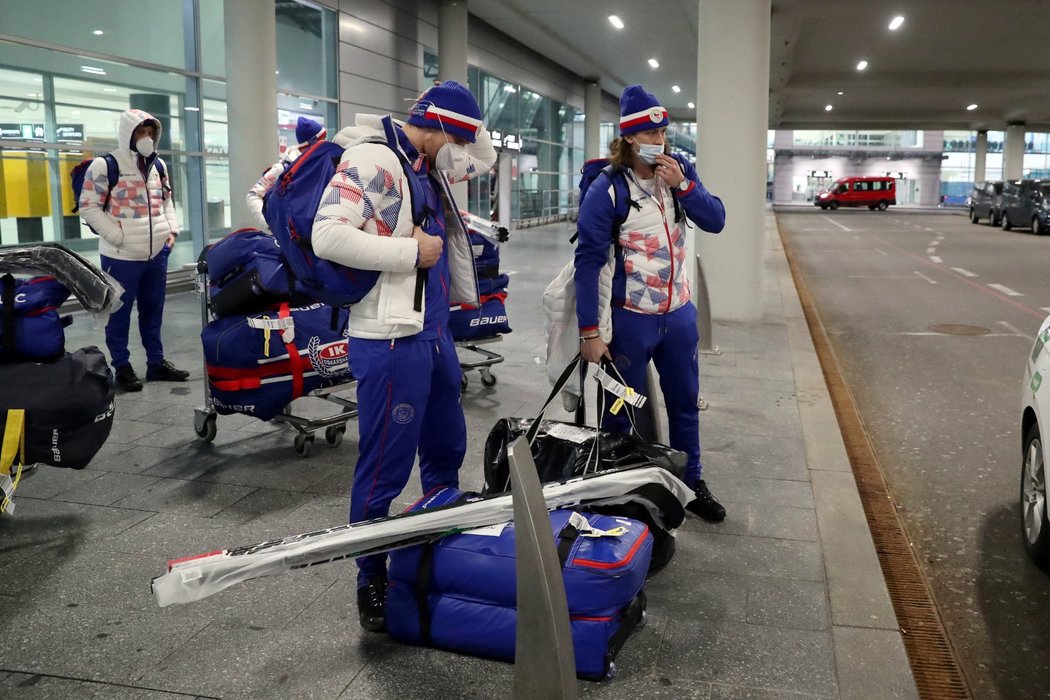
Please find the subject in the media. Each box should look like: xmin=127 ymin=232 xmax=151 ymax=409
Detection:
xmin=695 ymin=0 xmax=770 ymax=321
xmin=223 ymin=0 xmax=277 ymax=230
xmin=223 ymin=0 xmax=278 ymax=231
xmin=438 ymin=0 xmax=469 ymax=208
xmin=1004 ymin=122 xmax=1026 ymax=180
xmin=584 ymin=80 xmax=602 ymax=160
xmin=974 ymin=130 xmax=987 ymax=184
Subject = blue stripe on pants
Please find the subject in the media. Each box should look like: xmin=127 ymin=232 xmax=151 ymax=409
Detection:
xmin=101 ymin=247 xmax=170 ymax=367
xmin=604 ymin=302 xmax=702 ymax=486
xmin=348 ymin=333 xmax=465 ymax=583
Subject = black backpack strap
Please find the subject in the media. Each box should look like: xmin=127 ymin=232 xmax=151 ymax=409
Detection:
xmin=555 ymin=518 xmax=582 ymax=568
xmin=1 ymin=274 xmax=17 ymax=358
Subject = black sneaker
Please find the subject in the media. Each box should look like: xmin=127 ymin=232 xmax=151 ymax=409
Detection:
xmin=146 ymin=359 xmax=189 ymax=382
xmin=114 ymin=364 xmax=143 ymax=392
xmin=356 ymin=576 xmax=388 ymax=633
xmin=686 ymin=479 xmax=726 ymax=522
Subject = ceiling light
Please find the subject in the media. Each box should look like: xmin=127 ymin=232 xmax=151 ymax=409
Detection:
xmin=93 ymin=29 xmax=104 ymax=36
xmin=184 ymin=106 xmax=200 ymax=112
xmin=608 ymin=15 xmax=624 ymax=29
xmin=888 ymin=16 xmax=904 ymax=31
xmin=825 ymin=104 xmax=833 ymax=111
xmin=648 ymin=58 xmax=659 ymax=69
xmin=504 ymin=85 xmax=516 ymax=93
xmin=856 ymin=60 xmax=868 ymax=71
xmin=102 ymin=87 xmax=117 ymax=92
xmin=966 ymin=104 xmax=978 ymax=111
xmin=687 ymin=102 xmax=695 ymax=109
xmin=80 ymin=65 xmax=106 ymax=75
xmin=837 ymin=91 xmax=844 ymax=96
xmin=671 ymin=85 xmax=681 ymax=93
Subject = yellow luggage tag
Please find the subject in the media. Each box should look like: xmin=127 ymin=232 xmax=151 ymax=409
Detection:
xmin=1 ymin=409 xmax=27 ymax=515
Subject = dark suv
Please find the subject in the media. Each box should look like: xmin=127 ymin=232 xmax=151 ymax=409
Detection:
xmin=970 ymin=180 xmax=1004 ymax=225
xmin=1000 ymin=179 xmax=1050 ymax=234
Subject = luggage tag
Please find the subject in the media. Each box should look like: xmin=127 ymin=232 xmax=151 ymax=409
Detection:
xmin=567 ymin=511 xmax=627 ymax=538
xmin=248 ymin=315 xmax=296 ymax=350
xmin=592 ymin=367 xmax=647 ymax=416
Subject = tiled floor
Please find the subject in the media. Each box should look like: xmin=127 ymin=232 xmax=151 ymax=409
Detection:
xmin=0 ymin=214 xmax=917 ymax=699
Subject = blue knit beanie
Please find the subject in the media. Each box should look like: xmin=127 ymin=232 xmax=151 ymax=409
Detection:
xmin=406 ymin=80 xmax=483 ymax=143
xmin=619 ymin=85 xmax=669 ymax=136
xmin=295 ymin=116 xmax=326 ymax=146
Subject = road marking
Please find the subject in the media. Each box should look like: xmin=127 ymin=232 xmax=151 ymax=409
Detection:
xmin=914 ymin=271 xmax=938 ymax=284
xmin=950 ymin=267 xmax=978 ymax=278
xmin=821 ymin=216 xmax=851 ymax=232
xmin=929 ymin=255 xmax=943 ymax=263
xmin=998 ymin=321 xmax=1034 ymax=341
xmin=926 ymin=247 xmax=936 ymax=253
xmin=987 ymin=283 xmax=1022 ymax=297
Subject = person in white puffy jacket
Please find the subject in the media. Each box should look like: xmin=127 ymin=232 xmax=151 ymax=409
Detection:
xmin=78 ymin=108 xmax=188 ymax=391
xmin=311 ymin=81 xmax=495 ymax=634
xmin=244 ymin=116 xmax=326 ymax=232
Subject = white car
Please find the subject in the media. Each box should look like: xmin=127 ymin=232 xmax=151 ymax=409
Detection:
xmin=1021 ymin=316 xmax=1050 ymax=570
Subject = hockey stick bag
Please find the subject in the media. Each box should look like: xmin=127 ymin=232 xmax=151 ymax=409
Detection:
xmin=151 ymin=464 xmax=690 ymax=608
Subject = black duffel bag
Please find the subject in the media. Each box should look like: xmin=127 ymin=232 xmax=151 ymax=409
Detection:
xmin=482 ymin=356 xmax=687 ymax=574
xmin=0 ymin=346 xmax=114 ymax=469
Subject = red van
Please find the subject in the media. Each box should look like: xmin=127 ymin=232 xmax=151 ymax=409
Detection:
xmin=815 ymin=177 xmax=896 ymax=211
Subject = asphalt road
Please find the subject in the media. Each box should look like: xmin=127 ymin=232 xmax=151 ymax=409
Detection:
xmin=777 ymin=207 xmax=1050 ymax=700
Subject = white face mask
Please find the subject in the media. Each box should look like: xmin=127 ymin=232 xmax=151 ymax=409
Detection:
xmin=135 ymin=136 xmax=155 ymax=158
xmin=435 ymin=141 xmax=473 ymax=180
xmin=635 ymin=142 xmax=664 ymax=165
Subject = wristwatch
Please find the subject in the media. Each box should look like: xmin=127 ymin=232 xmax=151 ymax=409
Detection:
xmin=677 ymin=179 xmax=690 ymax=192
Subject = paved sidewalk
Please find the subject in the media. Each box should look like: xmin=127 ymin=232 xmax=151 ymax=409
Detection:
xmin=0 ymin=213 xmax=918 ymax=698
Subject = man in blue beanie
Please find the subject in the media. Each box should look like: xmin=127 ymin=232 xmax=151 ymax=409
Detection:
xmin=311 ymin=81 xmax=496 ymax=632
xmin=246 ymin=116 xmax=327 ymax=232
xmin=575 ymin=84 xmax=727 ymax=521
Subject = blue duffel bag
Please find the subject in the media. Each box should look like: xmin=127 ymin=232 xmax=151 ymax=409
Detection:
xmin=387 ymin=487 xmax=652 ymax=681
xmin=449 ymin=289 xmax=511 ymax=341
xmin=201 ymin=302 xmax=351 ymax=421
xmin=0 ymin=274 xmax=72 ymax=362
xmin=205 ymin=228 xmax=308 ymax=318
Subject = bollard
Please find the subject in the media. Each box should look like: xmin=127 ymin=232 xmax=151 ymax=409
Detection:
xmin=508 ymin=438 xmax=578 ymax=699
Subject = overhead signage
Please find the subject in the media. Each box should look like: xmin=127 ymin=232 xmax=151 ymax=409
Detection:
xmin=490 ymin=130 xmax=522 ymax=151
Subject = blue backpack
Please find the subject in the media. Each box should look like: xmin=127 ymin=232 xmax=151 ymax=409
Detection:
xmin=263 ymin=119 xmax=428 ymax=308
xmin=71 ymin=154 xmax=168 ymax=233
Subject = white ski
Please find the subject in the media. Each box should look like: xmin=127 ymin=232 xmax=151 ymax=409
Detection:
xmin=152 ymin=465 xmax=690 ymax=608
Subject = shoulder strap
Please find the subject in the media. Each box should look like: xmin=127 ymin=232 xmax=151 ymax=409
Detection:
xmin=381 ymin=117 xmax=428 ymax=227
xmin=101 ymin=154 xmax=119 ymax=211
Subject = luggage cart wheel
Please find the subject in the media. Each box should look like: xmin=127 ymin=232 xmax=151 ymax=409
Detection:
xmin=293 ymin=432 xmax=314 ymax=458
xmin=461 ymin=373 xmax=469 ymax=391
xmin=325 ymin=424 xmax=345 ymax=448
xmin=603 ymin=662 xmax=617 ymax=682
xmin=195 ymin=413 xmax=217 ymax=443
xmin=480 ymin=370 xmax=497 ymax=387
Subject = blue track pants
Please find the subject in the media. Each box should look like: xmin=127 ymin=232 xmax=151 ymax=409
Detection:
xmin=347 ymin=333 xmax=465 ymax=583
xmin=100 ymin=247 xmax=170 ymax=368
xmin=604 ymin=302 xmax=702 ymax=487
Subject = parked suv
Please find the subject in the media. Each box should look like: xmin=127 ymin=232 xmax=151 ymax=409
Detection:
xmin=814 ymin=176 xmax=896 ymax=211
xmin=999 ymin=179 xmax=1050 ymax=235
xmin=970 ymin=180 xmax=1004 ymax=225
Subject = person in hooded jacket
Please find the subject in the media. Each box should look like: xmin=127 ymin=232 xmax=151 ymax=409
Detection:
xmin=311 ymin=80 xmax=496 ymax=633
xmin=575 ymin=85 xmax=727 ymax=521
xmin=245 ymin=116 xmax=327 ymax=233
xmin=78 ymin=108 xmax=189 ymax=391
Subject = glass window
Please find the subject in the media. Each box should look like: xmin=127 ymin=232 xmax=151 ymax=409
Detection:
xmin=276 ymin=1 xmax=338 ymax=99
xmin=5 ymin=0 xmax=189 ymax=70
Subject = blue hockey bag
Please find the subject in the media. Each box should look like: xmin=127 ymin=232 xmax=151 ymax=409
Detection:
xmin=201 ymin=302 xmax=351 ymax=421
xmin=204 ymin=228 xmax=307 ymax=318
xmin=449 ymin=289 xmax=511 ymax=341
xmin=0 ymin=274 xmax=72 ymax=362
xmin=387 ymin=487 xmax=652 ymax=681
